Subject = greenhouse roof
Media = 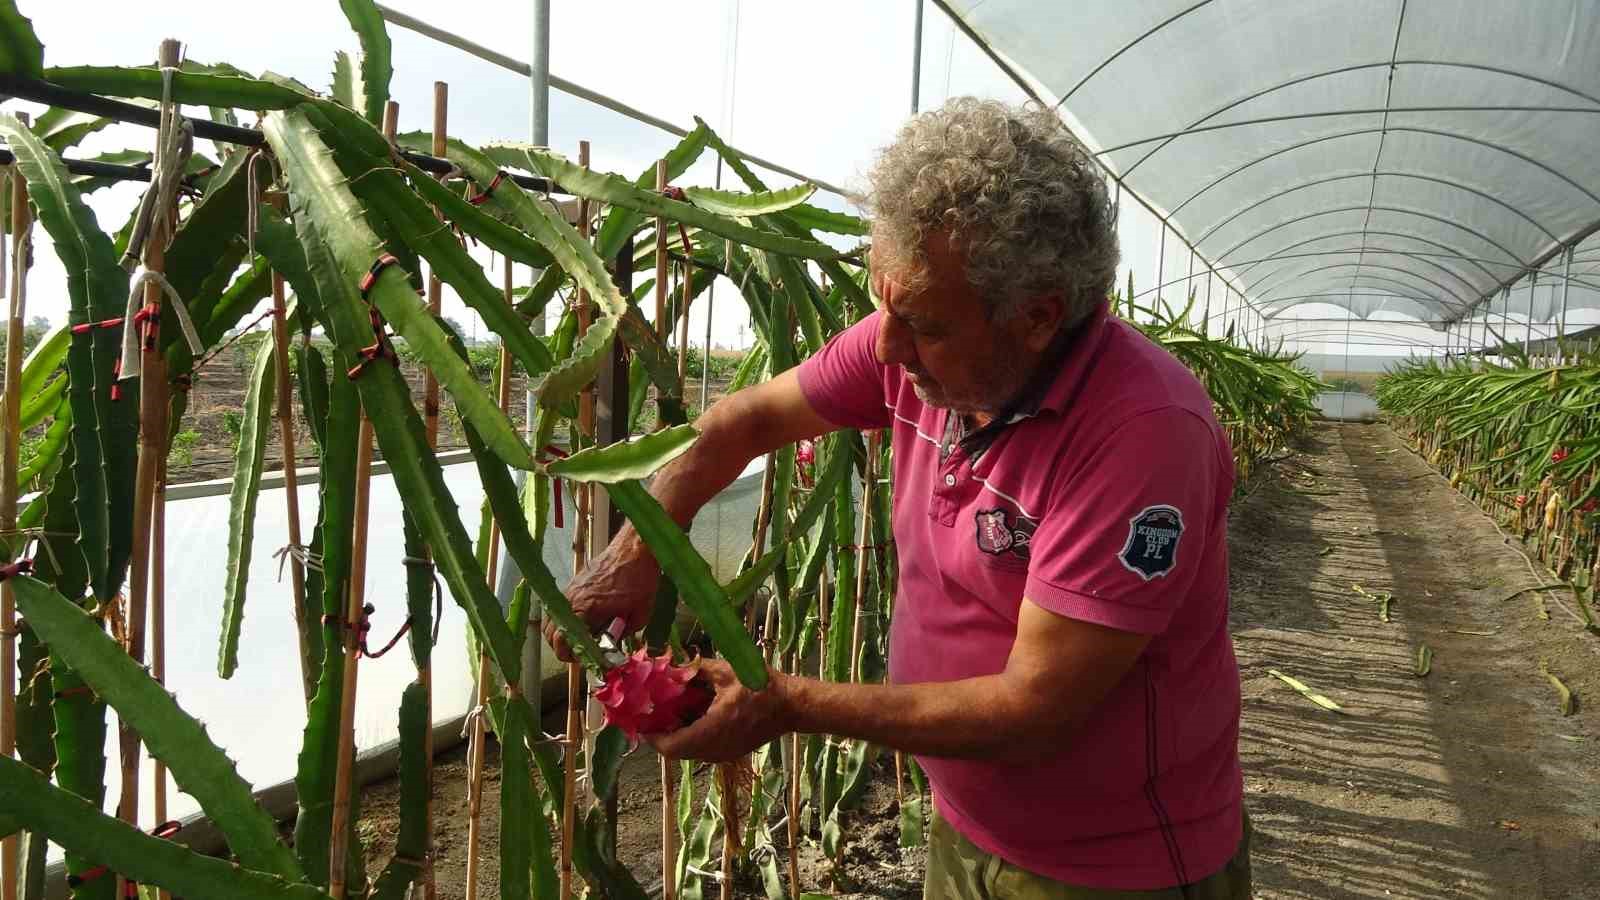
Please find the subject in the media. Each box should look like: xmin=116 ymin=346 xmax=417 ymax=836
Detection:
xmin=937 ymin=0 xmax=1600 ymax=325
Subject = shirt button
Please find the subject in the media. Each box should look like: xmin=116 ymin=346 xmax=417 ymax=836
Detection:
xmin=943 ymin=473 xmax=956 ymax=487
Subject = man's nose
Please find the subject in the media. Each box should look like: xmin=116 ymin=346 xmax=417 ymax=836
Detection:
xmin=876 ymin=314 xmax=915 ymax=367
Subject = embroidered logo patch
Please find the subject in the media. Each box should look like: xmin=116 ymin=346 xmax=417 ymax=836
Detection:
xmin=975 ymin=508 xmax=1036 ymax=560
xmin=1119 ymin=505 xmax=1184 ymax=581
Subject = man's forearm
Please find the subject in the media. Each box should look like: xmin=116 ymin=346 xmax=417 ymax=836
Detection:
xmin=777 ymin=672 xmax=1057 ymax=762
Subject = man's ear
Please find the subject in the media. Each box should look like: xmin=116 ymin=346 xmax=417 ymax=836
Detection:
xmin=1019 ymin=294 xmax=1067 ymax=352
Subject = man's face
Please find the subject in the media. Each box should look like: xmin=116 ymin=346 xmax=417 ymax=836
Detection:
xmin=869 ymin=235 xmax=1031 ymax=416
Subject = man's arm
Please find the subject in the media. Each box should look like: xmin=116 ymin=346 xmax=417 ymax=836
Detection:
xmin=646 ymin=367 xmax=835 ymax=530
xmin=545 ymin=368 xmax=838 ymax=657
xmin=650 ymin=599 xmax=1150 ymax=763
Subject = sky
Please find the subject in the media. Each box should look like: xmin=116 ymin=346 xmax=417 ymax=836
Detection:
xmin=5 ymin=0 xmax=1562 ymax=361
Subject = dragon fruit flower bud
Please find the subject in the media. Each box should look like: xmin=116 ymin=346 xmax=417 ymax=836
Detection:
xmin=594 ymin=648 xmax=713 ymax=744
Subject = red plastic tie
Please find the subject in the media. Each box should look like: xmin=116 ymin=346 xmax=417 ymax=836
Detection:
xmin=660 ymin=186 xmax=696 ymax=293
xmin=541 ymin=444 xmax=569 ymax=529
xmin=67 ymin=865 xmax=109 ymax=888
xmin=361 ymin=608 xmax=413 ymax=660
xmin=0 ymin=559 xmax=33 ymax=581
xmin=71 ymin=315 xmax=126 ymax=335
xmin=468 ymin=170 xmax=506 ymax=206
xmin=110 ymin=357 xmax=123 ymax=402
xmin=359 ymin=253 xmax=401 ymax=298
xmin=132 ymin=305 xmax=160 ymax=350
xmin=350 ymin=255 xmax=403 ymax=379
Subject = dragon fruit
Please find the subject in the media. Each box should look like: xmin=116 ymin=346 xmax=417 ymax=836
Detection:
xmin=595 ymin=648 xmax=713 ymax=743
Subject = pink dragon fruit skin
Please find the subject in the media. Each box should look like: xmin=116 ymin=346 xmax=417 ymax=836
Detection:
xmin=595 ymin=648 xmax=713 ymax=743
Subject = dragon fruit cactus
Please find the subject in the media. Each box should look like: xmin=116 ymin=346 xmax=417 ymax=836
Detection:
xmin=595 ymin=648 xmax=714 ymax=743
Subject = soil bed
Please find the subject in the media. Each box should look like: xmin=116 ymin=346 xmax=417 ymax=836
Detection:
xmin=355 ymin=422 xmax=1598 ymax=899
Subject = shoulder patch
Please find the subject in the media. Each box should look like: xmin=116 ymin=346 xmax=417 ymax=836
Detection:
xmin=1118 ymin=505 xmax=1184 ymax=581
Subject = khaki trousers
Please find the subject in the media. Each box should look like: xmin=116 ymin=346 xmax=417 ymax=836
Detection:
xmin=924 ymin=810 xmax=1252 ymax=900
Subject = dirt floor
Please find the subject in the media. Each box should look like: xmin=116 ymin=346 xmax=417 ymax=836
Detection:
xmin=355 ymin=422 xmax=1599 ymax=898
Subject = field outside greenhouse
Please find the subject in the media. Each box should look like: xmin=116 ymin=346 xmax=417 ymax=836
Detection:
xmin=0 ymin=1 xmax=1596 ymax=899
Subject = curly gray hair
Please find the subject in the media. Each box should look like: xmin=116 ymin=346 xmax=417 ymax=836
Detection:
xmin=864 ymin=98 xmax=1119 ymax=328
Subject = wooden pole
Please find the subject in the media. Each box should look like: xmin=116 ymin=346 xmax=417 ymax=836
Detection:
xmin=418 ymin=79 xmax=449 ymax=900
xmin=119 ymin=40 xmax=183 ymax=856
xmin=676 ymin=255 xmax=691 ymax=387
xmin=654 ymin=161 xmax=670 ymax=354
xmin=463 ymin=248 xmax=514 ymax=900
xmin=0 ymin=123 xmax=33 ymax=900
xmin=661 ymin=754 xmax=677 ymax=900
xmin=787 ymin=729 xmax=802 ymax=899
xmin=848 ymin=432 xmax=878 ymax=683
xmin=561 ymin=138 xmax=594 ymax=900
xmin=327 ymin=98 xmax=399 ymax=900
xmin=152 ymin=453 xmax=170 ymax=900
xmin=269 ymin=261 xmax=313 ymax=704
xmin=327 ymin=415 xmax=375 ymax=898
xmin=651 ymin=158 xmax=681 ymax=900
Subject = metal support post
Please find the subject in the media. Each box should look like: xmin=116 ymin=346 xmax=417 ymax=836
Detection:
xmin=1154 ymin=223 xmax=1166 ymax=321
xmin=516 ymin=0 xmax=551 ymax=718
xmin=910 ymin=0 xmax=924 ymax=115
xmin=1558 ymin=245 xmax=1573 ymax=364
xmin=1525 ymin=271 xmax=1536 ymax=359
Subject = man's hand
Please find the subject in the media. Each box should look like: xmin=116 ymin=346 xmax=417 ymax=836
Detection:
xmin=647 ymin=660 xmax=793 ymax=763
xmin=541 ymin=529 xmax=658 ymax=662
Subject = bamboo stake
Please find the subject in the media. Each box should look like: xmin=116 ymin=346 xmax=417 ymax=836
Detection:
xmin=719 ymin=762 xmax=736 ymax=900
xmin=424 ymin=83 xmax=447 ymax=450
xmin=269 ymin=262 xmax=313 ymax=704
xmin=652 ymin=159 xmax=678 ymax=900
xmin=463 ymin=249 xmax=514 ymax=900
xmin=661 ymin=753 xmax=677 ymax=900
xmin=676 ymin=254 xmax=691 ymax=386
xmin=561 ymin=138 xmax=595 ymax=900
xmin=848 ymin=432 xmax=878 ymax=683
xmin=327 ymin=415 xmax=375 ymax=898
xmin=0 ymin=128 xmax=32 ymax=900
xmin=119 ymin=41 xmax=183 ymax=860
xmin=327 ymin=97 xmax=399 ymax=900
xmin=654 ymin=158 xmax=669 ymax=334
xmin=461 ymin=656 xmax=491 ymax=900
xmin=417 ymin=80 xmax=449 ymax=900
xmin=152 ymin=453 xmax=170 ymax=900
xmin=787 ymin=728 xmax=801 ymax=899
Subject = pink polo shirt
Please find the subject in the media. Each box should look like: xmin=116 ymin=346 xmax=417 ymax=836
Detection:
xmin=796 ymin=301 xmax=1242 ymax=890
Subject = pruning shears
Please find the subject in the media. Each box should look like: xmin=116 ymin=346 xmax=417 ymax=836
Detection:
xmin=597 ymin=616 xmax=629 ymax=667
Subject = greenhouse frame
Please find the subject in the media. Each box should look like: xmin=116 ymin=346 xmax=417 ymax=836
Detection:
xmin=0 ymin=1 xmax=1595 ymax=898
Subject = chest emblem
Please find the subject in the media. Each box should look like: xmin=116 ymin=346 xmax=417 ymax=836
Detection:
xmin=975 ymin=508 xmax=1036 ymax=560
xmin=1119 ymin=505 xmax=1185 ymax=580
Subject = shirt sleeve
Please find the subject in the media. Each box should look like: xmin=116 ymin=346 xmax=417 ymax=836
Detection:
xmin=1023 ymin=407 xmax=1225 ymax=635
xmin=795 ymin=310 xmax=894 ymax=431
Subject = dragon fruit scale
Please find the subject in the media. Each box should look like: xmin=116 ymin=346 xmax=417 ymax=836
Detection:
xmin=595 ymin=648 xmax=714 ymax=743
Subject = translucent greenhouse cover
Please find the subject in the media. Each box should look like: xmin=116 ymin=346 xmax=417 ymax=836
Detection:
xmin=87 ymin=457 xmax=767 ymax=832
xmin=940 ymin=0 xmax=1600 ymax=327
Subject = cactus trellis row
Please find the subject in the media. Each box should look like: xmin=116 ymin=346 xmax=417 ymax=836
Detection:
xmin=0 ymin=3 xmax=1326 ymax=898
xmin=1378 ymin=352 xmax=1600 ymax=628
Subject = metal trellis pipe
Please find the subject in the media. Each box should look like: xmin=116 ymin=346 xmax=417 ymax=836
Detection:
xmin=1558 ymin=244 xmax=1573 ymax=363
xmin=911 ymin=0 xmax=925 ymax=115
xmin=1525 ymin=271 xmax=1536 ymax=359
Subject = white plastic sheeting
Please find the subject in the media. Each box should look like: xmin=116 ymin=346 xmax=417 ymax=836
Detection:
xmin=95 ymin=457 xmax=765 ymax=831
xmin=938 ymin=0 xmax=1600 ymax=326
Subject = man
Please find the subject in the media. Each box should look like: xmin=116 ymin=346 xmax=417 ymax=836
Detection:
xmin=549 ymin=98 xmax=1249 ymax=898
